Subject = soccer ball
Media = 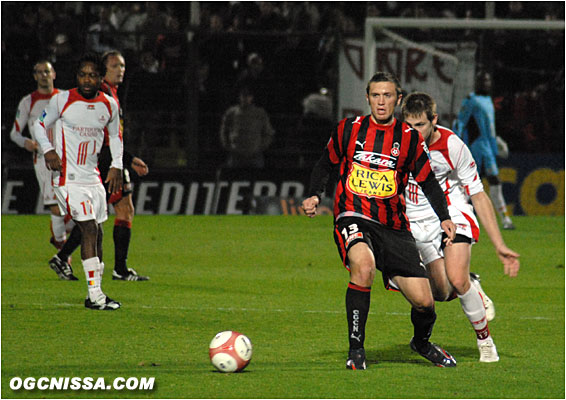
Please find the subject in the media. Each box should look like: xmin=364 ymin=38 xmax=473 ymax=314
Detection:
xmin=209 ymin=331 xmax=253 ymax=373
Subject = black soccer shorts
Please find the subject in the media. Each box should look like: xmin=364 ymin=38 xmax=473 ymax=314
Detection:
xmin=333 ymin=216 xmax=428 ymax=289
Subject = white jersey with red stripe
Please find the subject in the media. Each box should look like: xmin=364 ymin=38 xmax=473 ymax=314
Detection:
xmin=405 ymin=125 xmax=484 ymax=221
xmin=34 ymin=88 xmax=123 ymax=186
xmin=10 ymin=89 xmax=59 ymax=156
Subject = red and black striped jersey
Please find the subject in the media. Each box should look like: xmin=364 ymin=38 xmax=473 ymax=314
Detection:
xmin=100 ymin=80 xmax=123 ymax=146
xmin=315 ymin=115 xmax=443 ymax=231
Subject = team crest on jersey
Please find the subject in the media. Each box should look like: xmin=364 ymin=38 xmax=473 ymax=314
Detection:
xmin=391 ymin=142 xmax=400 ymax=157
xmin=347 ymin=162 xmax=397 ymax=199
xmin=39 ymin=110 xmax=46 ymax=123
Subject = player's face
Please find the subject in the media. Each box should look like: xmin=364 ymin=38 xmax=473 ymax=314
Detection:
xmin=33 ymin=62 xmax=55 ymax=90
xmin=77 ymin=62 xmax=102 ymax=99
xmin=105 ymin=54 xmax=125 ymax=85
xmin=366 ymin=81 xmax=401 ymax=125
xmin=404 ymin=112 xmax=438 ymax=143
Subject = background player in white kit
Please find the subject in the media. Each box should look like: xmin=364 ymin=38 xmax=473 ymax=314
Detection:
xmin=401 ymin=92 xmax=520 ymax=362
xmin=35 ymin=53 xmax=124 ymax=310
xmin=9 ymin=60 xmax=77 ymax=280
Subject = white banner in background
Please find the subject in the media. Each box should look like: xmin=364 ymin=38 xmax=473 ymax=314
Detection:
xmin=339 ymin=38 xmax=476 ymax=124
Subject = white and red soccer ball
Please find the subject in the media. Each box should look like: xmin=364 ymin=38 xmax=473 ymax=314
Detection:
xmin=209 ymin=331 xmax=253 ymax=373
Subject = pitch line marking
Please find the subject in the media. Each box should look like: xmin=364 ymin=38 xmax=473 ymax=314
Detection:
xmin=10 ymin=303 xmax=558 ymax=320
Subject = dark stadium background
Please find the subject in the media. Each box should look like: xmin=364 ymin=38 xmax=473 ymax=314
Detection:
xmin=2 ymin=2 xmax=564 ymax=215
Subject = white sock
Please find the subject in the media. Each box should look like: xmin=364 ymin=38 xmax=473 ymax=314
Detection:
xmin=98 ymin=262 xmax=105 ymax=290
xmin=51 ymin=214 xmax=67 ymax=242
xmin=489 ymin=184 xmax=508 ymax=220
xmin=458 ymin=284 xmax=491 ymax=341
xmin=83 ymin=257 xmax=104 ymax=303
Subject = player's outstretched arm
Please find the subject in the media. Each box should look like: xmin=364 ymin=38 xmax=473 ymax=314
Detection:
xmin=301 ymin=196 xmax=320 ymax=218
xmin=470 ymin=191 xmax=520 ymax=277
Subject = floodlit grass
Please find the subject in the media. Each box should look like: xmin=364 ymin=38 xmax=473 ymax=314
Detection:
xmin=1 ymin=215 xmax=564 ymax=398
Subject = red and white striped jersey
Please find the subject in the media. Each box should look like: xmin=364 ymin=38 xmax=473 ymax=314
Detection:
xmin=405 ymin=125 xmax=484 ymax=220
xmin=35 ymin=88 xmax=123 ymax=186
xmin=10 ymin=89 xmax=59 ymax=149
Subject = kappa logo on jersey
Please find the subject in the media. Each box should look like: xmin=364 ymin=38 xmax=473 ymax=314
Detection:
xmin=353 ymin=151 xmax=396 ymax=168
xmin=391 ymin=142 xmax=400 ymax=157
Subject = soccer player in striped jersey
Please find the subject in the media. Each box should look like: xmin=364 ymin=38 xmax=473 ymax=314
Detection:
xmin=302 ymin=72 xmax=457 ymax=369
xmin=35 ymin=53 xmax=123 ymax=310
xmin=402 ymin=92 xmax=520 ymax=362
xmin=9 ymin=60 xmax=77 ymax=279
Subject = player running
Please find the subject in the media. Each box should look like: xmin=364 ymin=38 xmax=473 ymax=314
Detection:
xmin=302 ymin=72 xmax=457 ymax=369
xmin=35 ymin=53 xmax=123 ymax=310
xmin=10 ymin=60 xmax=77 ymax=280
xmin=402 ymin=92 xmax=520 ymax=362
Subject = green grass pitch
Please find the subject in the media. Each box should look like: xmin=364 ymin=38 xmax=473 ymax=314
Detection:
xmin=1 ymin=215 xmax=564 ymax=398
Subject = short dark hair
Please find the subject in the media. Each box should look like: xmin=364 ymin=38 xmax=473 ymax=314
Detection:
xmin=77 ymin=53 xmax=106 ymax=77
xmin=366 ymin=72 xmax=402 ymax=97
xmin=101 ymin=50 xmax=123 ymax=66
xmin=33 ymin=59 xmax=53 ymax=72
xmin=401 ymin=92 xmax=437 ymax=122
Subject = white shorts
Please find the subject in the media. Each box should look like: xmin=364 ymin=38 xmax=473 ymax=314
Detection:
xmin=409 ymin=203 xmax=479 ymax=265
xmin=54 ymin=183 xmax=108 ymax=224
xmin=33 ymin=155 xmax=57 ymax=207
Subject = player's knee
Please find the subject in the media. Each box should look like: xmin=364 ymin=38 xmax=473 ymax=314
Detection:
xmin=114 ymin=197 xmax=135 ymax=221
xmin=350 ymin=263 xmax=376 ymax=287
xmin=486 ymin=175 xmax=500 ymax=185
xmin=451 ymin=277 xmax=471 ymax=295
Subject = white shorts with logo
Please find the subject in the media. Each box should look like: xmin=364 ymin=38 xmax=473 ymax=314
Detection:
xmin=33 ymin=155 xmax=57 ymax=207
xmin=54 ymin=183 xmax=108 ymax=224
xmin=409 ymin=203 xmax=479 ymax=265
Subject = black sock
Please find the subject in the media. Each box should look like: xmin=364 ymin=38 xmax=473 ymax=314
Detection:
xmin=113 ymin=221 xmax=132 ymax=275
xmin=58 ymin=225 xmax=81 ymax=261
xmin=411 ymin=306 xmax=436 ymax=352
xmin=346 ymin=282 xmax=371 ymax=351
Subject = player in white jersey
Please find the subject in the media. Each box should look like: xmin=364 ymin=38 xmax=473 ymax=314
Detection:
xmin=402 ymin=92 xmax=520 ymax=362
xmin=35 ymin=53 xmax=124 ymax=310
xmin=9 ymin=60 xmax=77 ymax=279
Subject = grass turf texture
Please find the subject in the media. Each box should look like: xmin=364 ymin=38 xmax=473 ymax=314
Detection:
xmin=1 ymin=215 xmax=564 ymax=399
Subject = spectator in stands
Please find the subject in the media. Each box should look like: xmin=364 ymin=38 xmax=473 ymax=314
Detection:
xmin=220 ymin=86 xmax=275 ymax=169
xmin=86 ymin=4 xmax=117 ymax=53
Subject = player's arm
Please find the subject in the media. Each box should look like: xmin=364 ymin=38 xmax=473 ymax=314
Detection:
xmin=470 ymin=191 xmax=520 ymax=277
xmin=302 ymin=148 xmax=334 ymax=217
xmin=302 ymin=121 xmax=344 ymax=218
xmin=34 ymin=97 xmax=61 ymax=171
xmin=106 ymin=100 xmax=124 ymax=194
xmin=10 ymin=96 xmax=37 ymax=152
